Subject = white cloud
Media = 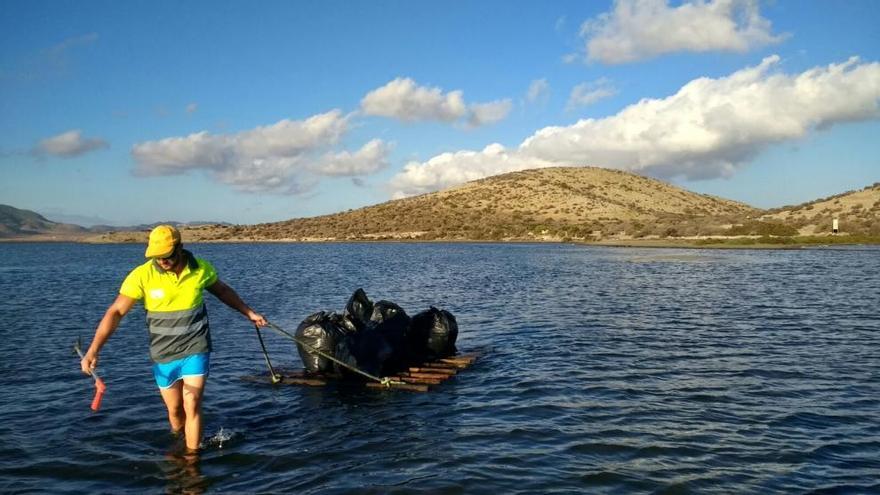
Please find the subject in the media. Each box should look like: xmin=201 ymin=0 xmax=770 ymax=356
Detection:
xmin=561 ymin=53 xmax=580 ymax=64
xmin=389 ymin=143 xmax=556 ymax=198
xmin=468 ymin=99 xmax=513 ymax=127
xmin=581 ymin=0 xmax=784 ymax=64
xmin=314 ymin=139 xmax=393 ymax=176
xmin=390 ymin=56 xmax=880 ymax=195
xmin=235 ymin=112 xmax=349 ymax=156
xmin=526 ymin=79 xmax=550 ymax=104
xmin=131 ymin=110 xmax=388 ymax=193
xmin=35 ymin=130 xmax=108 ymax=158
xmin=361 ymin=77 xmax=512 ymax=127
xmin=566 ymin=78 xmax=617 ymax=110
xmin=361 ymin=78 xmax=466 ymax=122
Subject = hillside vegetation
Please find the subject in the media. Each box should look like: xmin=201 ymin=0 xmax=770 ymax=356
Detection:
xmin=759 ymin=182 xmax=880 ymax=236
xmin=7 ymin=167 xmax=877 ymax=245
xmin=193 ymin=167 xmax=759 ymax=242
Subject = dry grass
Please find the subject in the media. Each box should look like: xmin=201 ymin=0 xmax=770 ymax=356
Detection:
xmin=760 ymin=182 xmax=880 ymax=235
xmin=168 ymin=167 xmax=758 ymax=242
xmin=66 ymin=168 xmax=879 ymax=245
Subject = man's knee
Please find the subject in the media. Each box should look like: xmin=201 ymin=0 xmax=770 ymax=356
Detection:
xmin=167 ymin=402 xmax=184 ymax=416
xmin=182 ymin=383 xmax=204 ymax=416
xmin=183 ymin=398 xmax=201 ymax=416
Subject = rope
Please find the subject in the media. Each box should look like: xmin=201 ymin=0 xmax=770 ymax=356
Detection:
xmin=264 ymin=322 xmax=394 ymax=387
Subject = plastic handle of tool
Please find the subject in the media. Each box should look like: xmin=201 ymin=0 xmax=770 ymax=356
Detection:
xmin=91 ymin=377 xmax=106 ymax=411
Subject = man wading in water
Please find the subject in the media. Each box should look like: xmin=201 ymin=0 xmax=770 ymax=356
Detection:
xmin=80 ymin=225 xmax=267 ymax=453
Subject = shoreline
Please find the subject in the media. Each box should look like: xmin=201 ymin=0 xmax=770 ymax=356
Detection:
xmin=2 ymin=233 xmax=877 ymax=250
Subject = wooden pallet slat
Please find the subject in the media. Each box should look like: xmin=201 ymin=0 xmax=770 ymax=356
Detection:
xmin=242 ymin=352 xmax=478 ymax=392
xmin=395 ymin=376 xmax=443 ymax=385
xmin=408 ymin=367 xmax=457 ymax=375
xmin=365 ymin=382 xmax=430 ymax=393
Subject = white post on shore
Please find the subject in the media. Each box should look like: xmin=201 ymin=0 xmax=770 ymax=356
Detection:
xmin=832 ymin=218 xmax=839 ymax=234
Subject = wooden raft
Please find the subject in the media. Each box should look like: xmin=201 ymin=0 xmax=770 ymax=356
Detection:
xmin=242 ymin=353 xmax=478 ymax=392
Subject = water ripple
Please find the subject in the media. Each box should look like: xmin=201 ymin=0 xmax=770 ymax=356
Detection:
xmin=0 ymin=243 xmax=878 ymax=493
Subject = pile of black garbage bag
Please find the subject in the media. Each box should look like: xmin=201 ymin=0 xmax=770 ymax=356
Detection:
xmin=295 ymin=288 xmax=458 ymax=378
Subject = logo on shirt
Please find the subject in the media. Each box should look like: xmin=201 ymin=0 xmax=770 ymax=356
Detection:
xmin=149 ymin=289 xmax=165 ymax=299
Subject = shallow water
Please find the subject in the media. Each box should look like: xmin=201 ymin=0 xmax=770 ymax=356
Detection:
xmin=0 ymin=242 xmax=878 ymax=494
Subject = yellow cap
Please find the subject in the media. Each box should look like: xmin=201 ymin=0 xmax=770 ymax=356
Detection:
xmin=145 ymin=225 xmax=181 ymax=258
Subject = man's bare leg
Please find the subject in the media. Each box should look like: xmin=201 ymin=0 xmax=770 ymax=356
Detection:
xmin=159 ymin=381 xmax=185 ymax=434
xmin=181 ymin=375 xmax=206 ymax=452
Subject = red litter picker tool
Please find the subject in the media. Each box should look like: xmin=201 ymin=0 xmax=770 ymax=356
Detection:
xmin=74 ymin=338 xmax=106 ymax=411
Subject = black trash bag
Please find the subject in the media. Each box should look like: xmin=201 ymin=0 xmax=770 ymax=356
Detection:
xmin=334 ymin=323 xmax=393 ymax=379
xmin=343 ymin=288 xmax=373 ymax=332
xmin=370 ymin=301 xmax=412 ymax=373
xmin=295 ymin=311 xmax=346 ymax=374
xmin=409 ymin=307 xmax=459 ymax=360
xmin=370 ymin=300 xmax=406 ymax=324
xmin=333 ymin=311 xmax=359 ymax=335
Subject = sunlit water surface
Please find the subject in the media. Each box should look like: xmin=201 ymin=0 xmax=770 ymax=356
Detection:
xmin=0 ymin=243 xmax=878 ymax=494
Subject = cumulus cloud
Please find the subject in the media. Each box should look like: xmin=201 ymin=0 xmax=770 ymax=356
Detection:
xmin=566 ymin=78 xmax=617 ymax=110
xmin=468 ymin=99 xmax=513 ymax=127
xmin=580 ymin=0 xmax=784 ymax=64
xmin=390 ymin=56 xmax=880 ymax=196
xmin=35 ymin=130 xmax=108 ymax=158
xmin=390 ymin=143 xmax=556 ymax=198
xmin=526 ymin=79 xmax=550 ymax=104
xmin=361 ymin=78 xmax=466 ymax=122
xmin=131 ymin=110 xmax=389 ymax=193
xmin=361 ymin=77 xmax=512 ymax=127
xmin=314 ymin=139 xmax=393 ymax=176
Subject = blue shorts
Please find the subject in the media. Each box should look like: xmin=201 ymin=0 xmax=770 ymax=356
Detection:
xmin=153 ymin=353 xmax=210 ymax=389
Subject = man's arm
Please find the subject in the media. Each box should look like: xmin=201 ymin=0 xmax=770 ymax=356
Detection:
xmin=81 ymin=294 xmax=137 ymax=374
xmin=207 ymin=279 xmax=268 ymax=326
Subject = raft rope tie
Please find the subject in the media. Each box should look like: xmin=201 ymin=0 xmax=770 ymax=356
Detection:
xmin=265 ymin=322 xmax=396 ymax=387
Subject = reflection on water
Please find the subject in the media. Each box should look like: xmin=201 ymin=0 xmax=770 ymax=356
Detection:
xmin=163 ymin=450 xmax=207 ymax=495
xmin=0 ymin=243 xmax=878 ymax=494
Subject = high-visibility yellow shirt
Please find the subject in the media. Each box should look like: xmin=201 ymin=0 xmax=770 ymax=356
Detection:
xmin=120 ymin=253 xmax=218 ymax=311
xmin=120 ymin=251 xmax=218 ymax=363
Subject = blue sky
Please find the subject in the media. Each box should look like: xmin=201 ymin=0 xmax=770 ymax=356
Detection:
xmin=1 ymin=0 xmax=878 ymax=226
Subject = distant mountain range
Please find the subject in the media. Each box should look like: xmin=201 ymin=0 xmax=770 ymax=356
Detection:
xmin=0 ymin=205 xmax=88 ymax=238
xmin=0 ymin=205 xmax=228 ymax=239
xmin=3 ymin=167 xmax=878 ymax=242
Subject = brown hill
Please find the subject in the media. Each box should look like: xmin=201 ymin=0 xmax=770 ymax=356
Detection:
xmin=0 ymin=204 xmax=86 ymax=239
xmin=759 ymin=182 xmax=880 ymax=235
xmin=62 ymin=167 xmax=880 ymax=245
xmin=196 ymin=167 xmax=758 ymax=242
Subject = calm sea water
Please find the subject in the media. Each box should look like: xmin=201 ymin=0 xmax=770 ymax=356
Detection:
xmin=0 ymin=242 xmax=878 ymax=494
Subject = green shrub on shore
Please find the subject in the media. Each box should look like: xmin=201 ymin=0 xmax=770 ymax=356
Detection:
xmin=694 ymin=237 xmax=758 ymax=246
xmin=727 ymin=221 xmax=799 ymax=236
xmin=694 ymin=235 xmax=880 ymax=247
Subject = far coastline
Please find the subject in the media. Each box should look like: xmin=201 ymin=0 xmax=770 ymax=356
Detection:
xmin=3 ymin=230 xmax=877 ymax=250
